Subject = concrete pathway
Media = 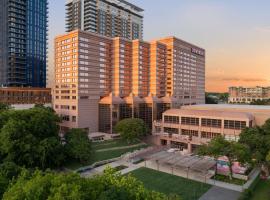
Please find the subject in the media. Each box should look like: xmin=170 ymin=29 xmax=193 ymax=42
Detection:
xmin=80 ymin=160 xmax=141 ymax=177
xmin=96 ymin=143 xmax=146 ymax=152
xmin=199 ymin=186 xmax=241 ymax=200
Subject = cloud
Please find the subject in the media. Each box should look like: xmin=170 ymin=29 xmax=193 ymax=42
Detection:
xmin=223 ymin=78 xmax=268 ymax=82
xmin=254 ymin=26 xmax=270 ymax=33
xmin=208 ymin=76 xmax=269 ymax=82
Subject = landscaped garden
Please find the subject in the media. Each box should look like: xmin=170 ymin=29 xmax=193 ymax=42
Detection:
xmin=65 ymin=139 xmax=148 ymax=170
xmin=212 ymin=174 xmax=246 ymax=185
xmin=92 ymin=138 xmax=141 ymax=150
xmin=129 ymin=167 xmax=212 ymax=200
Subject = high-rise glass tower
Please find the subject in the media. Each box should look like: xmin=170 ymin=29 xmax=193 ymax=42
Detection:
xmin=0 ymin=0 xmax=48 ymax=87
xmin=66 ymin=0 xmax=144 ymax=40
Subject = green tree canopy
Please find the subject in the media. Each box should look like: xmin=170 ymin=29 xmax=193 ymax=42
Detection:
xmin=115 ymin=118 xmax=148 ymax=142
xmin=0 ymin=162 xmax=21 ymax=198
xmin=0 ymin=107 xmax=65 ymax=169
xmin=3 ymin=168 xmax=180 ymax=200
xmin=65 ymin=129 xmax=93 ymax=163
xmin=197 ymin=136 xmax=250 ymax=179
xmin=239 ymin=119 xmax=270 ymax=176
xmin=250 ymin=99 xmax=270 ymax=105
xmin=0 ymin=103 xmax=11 ymax=112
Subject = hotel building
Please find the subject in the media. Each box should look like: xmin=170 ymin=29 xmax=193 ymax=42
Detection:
xmin=66 ymin=0 xmax=144 ymax=40
xmin=153 ymin=104 xmax=270 ymax=153
xmin=53 ymin=30 xmax=205 ymax=133
xmin=229 ymin=86 xmax=270 ymax=104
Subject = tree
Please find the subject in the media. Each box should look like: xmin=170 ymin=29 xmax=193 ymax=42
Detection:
xmin=2 ymin=168 xmax=181 ymax=200
xmin=0 ymin=162 xmax=21 ymax=198
xmin=0 ymin=103 xmax=11 ymax=112
xmin=267 ymin=151 xmax=270 ymax=163
xmin=65 ymin=129 xmax=93 ymax=163
xmin=250 ymin=99 xmax=270 ymax=105
xmin=239 ymin=120 xmax=270 ymax=176
xmin=197 ymin=136 xmax=250 ymax=179
xmin=205 ymin=94 xmax=218 ymax=104
xmin=0 ymin=107 xmax=65 ymax=169
xmin=0 ymin=103 xmax=11 ymax=111
xmin=115 ymin=118 xmax=148 ymax=142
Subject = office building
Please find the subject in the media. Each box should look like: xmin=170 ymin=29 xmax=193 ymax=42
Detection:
xmin=0 ymin=0 xmax=48 ymax=87
xmin=0 ymin=87 xmax=51 ymax=104
xmin=229 ymin=86 xmax=270 ymax=104
xmin=53 ymin=30 xmax=205 ymax=133
xmin=153 ymin=104 xmax=270 ymax=153
xmin=66 ymin=0 xmax=144 ymax=40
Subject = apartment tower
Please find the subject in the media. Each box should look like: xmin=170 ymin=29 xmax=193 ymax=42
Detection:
xmin=66 ymin=0 xmax=144 ymax=40
xmin=53 ymin=30 xmax=205 ymax=133
xmin=0 ymin=0 xmax=48 ymax=87
xmin=229 ymin=86 xmax=270 ymax=104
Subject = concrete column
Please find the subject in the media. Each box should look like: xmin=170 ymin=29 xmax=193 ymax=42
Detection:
xmin=188 ymin=142 xmax=192 ymax=153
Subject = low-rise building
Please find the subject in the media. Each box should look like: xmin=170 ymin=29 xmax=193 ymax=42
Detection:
xmin=0 ymin=87 xmax=52 ymax=105
xmin=229 ymin=86 xmax=270 ymax=104
xmin=153 ymin=104 xmax=270 ymax=153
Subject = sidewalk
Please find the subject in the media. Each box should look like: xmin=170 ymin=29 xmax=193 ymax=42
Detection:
xmin=96 ymin=143 xmax=146 ymax=152
xmin=199 ymin=186 xmax=241 ymax=200
xmin=80 ymin=160 xmax=142 ymax=178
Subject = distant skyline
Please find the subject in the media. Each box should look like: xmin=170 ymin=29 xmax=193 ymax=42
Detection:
xmin=48 ymin=0 xmax=270 ymax=92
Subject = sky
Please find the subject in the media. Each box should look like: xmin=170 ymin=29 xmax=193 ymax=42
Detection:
xmin=48 ymin=0 xmax=270 ymax=92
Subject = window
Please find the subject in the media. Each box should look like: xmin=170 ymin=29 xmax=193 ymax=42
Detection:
xmin=201 ymin=132 xmax=221 ymax=139
xmin=62 ymin=115 xmax=70 ymax=122
xmin=181 ymin=129 xmax=198 ymax=137
xmin=164 ymin=115 xmax=179 ymax=124
xmin=72 ymin=116 xmax=76 ymax=122
xmin=181 ymin=117 xmax=199 ymax=126
xmin=201 ymin=118 xmax=222 ymax=128
xmin=164 ymin=127 xmax=179 ymax=134
xmin=224 ymin=120 xmax=246 ymax=130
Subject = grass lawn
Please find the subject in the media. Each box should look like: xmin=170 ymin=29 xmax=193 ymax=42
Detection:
xmin=250 ymin=179 xmax=270 ymax=200
xmin=129 ymin=167 xmax=212 ymax=200
xmin=213 ymin=174 xmax=246 ymax=185
xmin=92 ymin=139 xmax=141 ymax=150
xmin=65 ymin=144 xmax=148 ymax=170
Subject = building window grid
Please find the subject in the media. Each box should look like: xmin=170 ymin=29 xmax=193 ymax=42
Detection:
xmin=224 ymin=120 xmax=247 ymax=130
xmin=201 ymin=132 xmax=221 ymax=139
xmin=164 ymin=115 xmax=179 ymax=124
xmin=201 ymin=118 xmax=222 ymax=128
xmin=164 ymin=127 xmax=179 ymax=134
xmin=181 ymin=129 xmax=199 ymax=137
xmin=181 ymin=117 xmax=199 ymax=126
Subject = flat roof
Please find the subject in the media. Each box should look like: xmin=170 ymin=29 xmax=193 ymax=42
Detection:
xmin=164 ymin=109 xmax=254 ymax=120
xmin=66 ymin=0 xmax=144 ymax=12
xmin=183 ymin=104 xmax=270 ymax=111
xmin=0 ymin=87 xmax=51 ymax=91
xmin=147 ymin=151 xmax=216 ymax=173
xmin=12 ymin=104 xmax=52 ymax=110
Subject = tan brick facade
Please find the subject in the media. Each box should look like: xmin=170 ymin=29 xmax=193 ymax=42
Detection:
xmin=53 ymin=30 xmax=205 ymax=133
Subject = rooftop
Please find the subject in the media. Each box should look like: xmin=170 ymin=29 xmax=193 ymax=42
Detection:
xmin=164 ymin=108 xmax=254 ymax=120
xmin=183 ymin=104 xmax=270 ymax=111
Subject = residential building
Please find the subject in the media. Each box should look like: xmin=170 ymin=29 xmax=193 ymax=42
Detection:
xmin=229 ymin=86 xmax=270 ymax=104
xmin=0 ymin=0 xmax=48 ymax=87
xmin=152 ymin=104 xmax=270 ymax=153
xmin=0 ymin=87 xmax=51 ymax=104
xmin=53 ymin=30 xmax=205 ymax=133
xmin=66 ymin=0 xmax=144 ymax=40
